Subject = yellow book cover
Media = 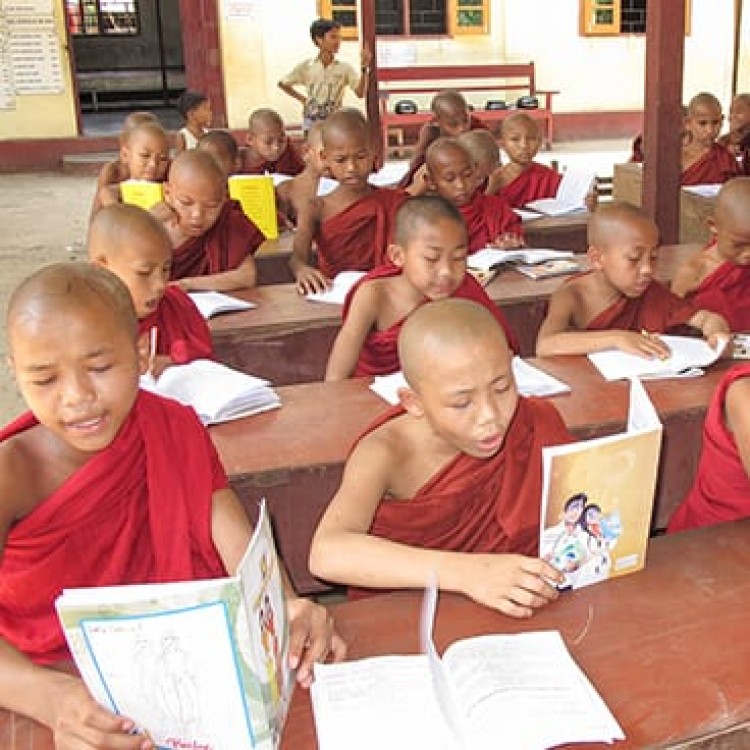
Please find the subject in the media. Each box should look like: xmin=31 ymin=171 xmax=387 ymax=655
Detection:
xmin=539 ymin=377 xmax=663 ymax=590
xmin=228 ymin=175 xmax=279 ymax=240
xmin=119 ymin=180 xmax=164 ymax=210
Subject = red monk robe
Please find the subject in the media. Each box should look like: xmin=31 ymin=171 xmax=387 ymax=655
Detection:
xmin=342 ymin=264 xmax=521 ymax=377
xmin=397 ymin=114 xmax=488 ymax=189
xmin=315 ymin=188 xmax=408 ymax=279
xmin=585 ymin=278 xmax=698 ymax=333
xmin=499 ymin=162 xmax=562 ymax=209
xmin=459 ymin=190 xmax=523 ymax=255
xmin=138 ymin=285 xmax=213 ymax=364
xmin=241 ymin=142 xmax=305 ymax=176
xmin=0 ymin=391 xmax=227 ymax=664
xmin=686 ymin=247 xmax=750 ymax=331
xmin=170 ymin=199 xmax=265 ymax=281
xmin=668 ymin=363 xmax=750 ymax=532
xmin=349 ymin=397 xmax=571 ymax=598
xmin=681 ymin=143 xmax=740 ymax=186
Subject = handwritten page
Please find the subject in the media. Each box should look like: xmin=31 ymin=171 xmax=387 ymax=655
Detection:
xmin=306 ymin=271 xmax=367 ymax=305
xmin=188 ymin=291 xmax=255 ymax=319
xmin=468 ymin=248 xmax=574 ymax=271
xmin=588 ymin=334 xmax=728 ymax=381
xmin=525 ymin=169 xmax=595 ymax=216
xmin=370 ymin=358 xmax=570 ymax=405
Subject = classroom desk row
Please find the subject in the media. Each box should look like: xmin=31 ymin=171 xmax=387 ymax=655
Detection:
xmin=4 ymin=521 xmax=746 ymax=749
xmin=211 ymin=355 xmax=734 ymax=594
xmin=279 ymin=519 xmax=750 ymax=749
xmin=218 ymin=243 xmax=699 ymax=385
xmin=254 ymin=212 xmax=593 ymax=287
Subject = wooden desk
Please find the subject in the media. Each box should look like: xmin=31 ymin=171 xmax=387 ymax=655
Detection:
xmin=279 ymin=520 xmax=750 ymax=749
xmin=211 ymin=244 xmax=699 ymax=385
xmin=212 ymin=356 xmax=733 ymax=594
xmin=5 ymin=522 xmax=748 ymax=749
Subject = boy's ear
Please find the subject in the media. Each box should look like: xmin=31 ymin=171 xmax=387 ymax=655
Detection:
xmin=587 ymin=244 xmax=604 ymax=269
xmin=424 ymin=169 xmax=436 ymax=192
xmin=707 ymin=216 xmax=718 ymax=238
xmin=119 ymin=144 xmax=130 ymax=163
xmin=90 ymin=255 xmax=109 ymax=269
xmin=387 ymin=243 xmax=406 ymax=267
xmin=135 ymin=331 xmax=151 ymax=376
xmin=398 ymin=386 xmax=424 ymax=417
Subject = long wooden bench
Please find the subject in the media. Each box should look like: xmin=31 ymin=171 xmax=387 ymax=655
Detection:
xmin=76 ymin=68 xmax=186 ymax=111
xmin=377 ymin=62 xmax=558 ymax=157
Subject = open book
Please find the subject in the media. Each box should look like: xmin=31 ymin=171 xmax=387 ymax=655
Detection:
xmin=140 ymin=359 xmax=281 ymax=425
xmin=311 ymin=585 xmax=624 ymax=750
xmin=120 ymin=179 xmax=164 ymax=210
xmin=188 ymin=291 xmax=256 ymax=319
xmin=468 ymin=247 xmax=575 ymax=271
xmin=370 ymin=357 xmax=570 ymax=404
xmin=540 ymin=378 xmax=662 ymax=590
xmin=229 ymin=174 xmax=279 ymax=239
xmin=305 ymin=271 xmax=367 ymax=305
xmin=56 ymin=501 xmax=292 ymax=750
xmin=588 ymin=334 xmax=728 ymax=381
xmin=525 ymin=168 xmax=595 ymax=216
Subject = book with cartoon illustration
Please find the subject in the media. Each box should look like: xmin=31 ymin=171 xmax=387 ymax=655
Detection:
xmin=539 ymin=378 xmax=663 ymax=590
xmin=55 ymin=501 xmax=291 ymax=750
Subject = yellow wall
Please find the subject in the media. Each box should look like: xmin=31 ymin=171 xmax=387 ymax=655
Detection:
xmin=0 ymin=0 xmax=78 ymax=140
xmin=219 ymin=0 xmax=742 ymax=128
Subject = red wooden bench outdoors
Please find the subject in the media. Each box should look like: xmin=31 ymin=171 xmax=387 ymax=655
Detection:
xmin=377 ymin=62 xmax=559 ymax=157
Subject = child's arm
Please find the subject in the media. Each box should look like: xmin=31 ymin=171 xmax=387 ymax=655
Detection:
xmin=353 ymin=47 xmax=372 ymax=99
xmin=725 ymin=377 xmax=750 ymax=475
xmin=210 ymin=487 xmax=346 ymax=688
xmin=96 ymin=160 xmax=122 ymax=190
xmin=278 ymin=80 xmax=306 ymax=108
xmin=670 ymin=252 xmax=704 ymax=297
xmin=403 ymin=164 xmax=430 ymax=196
xmin=325 ymin=282 xmax=379 ymax=380
xmin=176 ymin=254 xmax=257 ymax=292
xmin=290 ymin=198 xmax=330 ymax=294
xmin=309 ymin=435 xmax=563 ymax=618
xmin=536 ymin=287 xmax=671 ymax=358
xmin=688 ymin=309 xmax=730 ymax=346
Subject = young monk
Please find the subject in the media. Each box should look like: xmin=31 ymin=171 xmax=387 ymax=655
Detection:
xmin=719 ymin=92 xmax=750 ymax=175
xmin=276 ymin=122 xmax=328 ymax=226
xmin=160 ymin=149 xmax=263 ymax=291
xmin=291 ymin=108 xmax=408 ymax=294
xmin=241 ymin=108 xmax=305 ymax=176
xmin=425 ymin=137 xmax=522 ymax=254
xmin=89 ymin=203 xmax=213 ymax=377
xmin=668 ymin=362 xmax=750 ymax=532
xmin=458 ymin=128 xmax=503 ymax=194
xmin=325 ymin=195 xmax=519 ymax=380
xmin=681 ymin=92 xmax=740 ymax=186
xmin=492 ymin=112 xmax=562 ymax=207
xmin=90 ymin=120 xmax=170 ymax=217
xmin=196 ymin=128 xmax=243 ymax=177
xmin=311 ymin=298 xmax=567 ymax=615
xmin=398 ymin=89 xmax=487 ymax=189
xmin=536 ymin=202 xmax=729 ymax=357
xmin=671 ymin=177 xmax=750 ymax=331
xmin=0 ymin=263 xmax=344 ymax=749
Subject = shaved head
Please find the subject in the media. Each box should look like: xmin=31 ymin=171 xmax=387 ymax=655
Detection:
xmin=501 ymin=112 xmax=539 ymax=137
xmin=393 ymin=195 xmax=465 ymax=247
xmin=734 ymin=93 xmax=750 ymax=108
xmin=123 ymin=120 xmax=168 ymax=147
xmin=88 ymin=204 xmax=171 ymax=263
xmin=687 ymin=92 xmax=722 ymax=116
xmin=248 ymin=107 xmax=284 ymax=133
xmin=714 ymin=177 xmax=750 ymax=231
xmin=425 ymin=137 xmax=471 ymax=172
xmin=7 ymin=263 xmax=138 ymax=355
xmin=399 ymin=298 xmax=510 ymax=391
xmin=322 ymin=107 xmax=370 ymax=149
xmin=588 ymin=202 xmax=658 ymax=248
xmin=458 ymin=130 xmax=500 ymax=169
xmin=431 ymin=89 xmax=468 ymax=117
xmin=168 ymin=149 xmax=226 ymax=193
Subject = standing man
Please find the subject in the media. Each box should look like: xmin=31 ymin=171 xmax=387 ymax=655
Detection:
xmin=279 ymin=18 xmax=372 ymax=134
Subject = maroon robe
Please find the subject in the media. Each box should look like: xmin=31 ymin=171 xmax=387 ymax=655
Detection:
xmin=499 ymin=162 xmax=562 ymax=209
xmin=0 ymin=391 xmax=227 ymax=664
xmin=241 ymin=142 xmax=305 ymax=176
xmin=459 ymin=190 xmax=523 ymax=255
xmin=681 ymin=143 xmax=740 ymax=186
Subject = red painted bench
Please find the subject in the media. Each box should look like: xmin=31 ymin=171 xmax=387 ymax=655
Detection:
xmin=377 ymin=62 xmax=559 ymax=156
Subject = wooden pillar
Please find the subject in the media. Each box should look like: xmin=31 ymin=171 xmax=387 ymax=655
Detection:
xmin=360 ymin=0 xmax=383 ymax=166
xmin=642 ymin=0 xmax=685 ymax=244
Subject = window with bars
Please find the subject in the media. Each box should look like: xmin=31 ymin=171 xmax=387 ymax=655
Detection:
xmin=580 ymin=0 xmax=691 ymax=36
xmin=320 ymin=0 xmax=488 ymax=38
xmin=65 ymin=0 xmax=139 ymax=36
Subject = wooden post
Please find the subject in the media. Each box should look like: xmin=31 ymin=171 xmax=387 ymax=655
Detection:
xmin=360 ymin=0 xmax=383 ymax=166
xmin=642 ymin=0 xmax=685 ymax=244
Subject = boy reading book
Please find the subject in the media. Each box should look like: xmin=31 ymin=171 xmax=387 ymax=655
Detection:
xmin=310 ymin=298 xmax=568 ymax=617
xmin=681 ymin=92 xmax=740 ymax=186
xmin=161 ymin=150 xmax=263 ymax=292
xmin=671 ymin=177 xmax=750 ymax=330
xmin=291 ymin=108 xmax=408 ymax=294
xmin=668 ymin=362 xmax=750 ymax=532
xmin=88 ymin=203 xmax=213 ymax=377
xmin=425 ymin=137 xmax=522 ymax=254
xmin=325 ymin=196 xmax=520 ymax=380
xmin=90 ymin=120 xmax=170 ymax=218
xmin=241 ymin=108 xmax=305 ymax=176
xmin=492 ymin=112 xmax=562 ymax=207
xmin=535 ymin=202 xmax=729 ymax=357
xmin=0 ymin=263 xmax=344 ymax=749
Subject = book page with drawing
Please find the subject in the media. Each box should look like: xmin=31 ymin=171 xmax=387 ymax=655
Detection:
xmin=56 ymin=501 xmax=291 ymax=750
xmin=540 ymin=378 xmax=662 ymax=590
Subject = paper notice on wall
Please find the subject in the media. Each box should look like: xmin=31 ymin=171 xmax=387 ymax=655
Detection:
xmin=6 ymin=12 xmax=63 ymax=94
xmin=1 ymin=1 xmax=53 ymax=14
xmin=377 ymin=41 xmax=417 ymax=68
xmin=0 ymin=11 xmax=15 ymax=108
xmin=224 ymin=0 xmax=261 ymax=20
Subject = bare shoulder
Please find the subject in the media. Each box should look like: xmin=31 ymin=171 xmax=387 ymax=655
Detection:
xmin=725 ymin=374 xmax=750 ymax=422
xmin=672 ymin=248 xmax=712 ymax=295
xmin=0 ymin=429 xmax=44 ymax=543
xmin=354 ymin=413 xmax=412 ymax=480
